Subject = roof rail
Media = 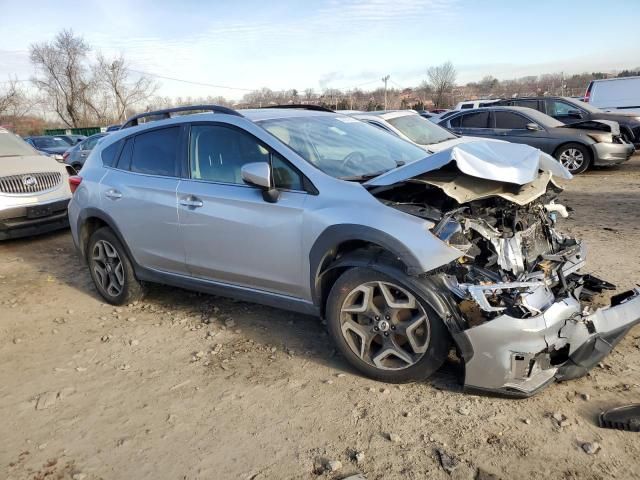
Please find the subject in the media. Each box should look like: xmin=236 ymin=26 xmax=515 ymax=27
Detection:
xmin=120 ymin=104 xmax=243 ymax=129
xmin=263 ymin=104 xmax=335 ymax=113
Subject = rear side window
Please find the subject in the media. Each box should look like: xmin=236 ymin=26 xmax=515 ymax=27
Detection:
xmin=101 ymin=141 xmax=121 ymax=167
xmin=130 ymin=127 xmax=180 ymax=177
xmin=494 ymin=111 xmax=530 ymax=129
xmin=453 ymin=111 xmax=489 ymax=128
xmin=460 ymin=104 xmax=473 ymax=109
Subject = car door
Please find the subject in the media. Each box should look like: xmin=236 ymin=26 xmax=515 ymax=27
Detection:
xmin=99 ymin=125 xmax=188 ymax=274
xmin=177 ymin=123 xmax=307 ymax=298
xmin=491 ymin=110 xmax=552 ymax=153
xmin=447 ymin=111 xmax=492 ymax=138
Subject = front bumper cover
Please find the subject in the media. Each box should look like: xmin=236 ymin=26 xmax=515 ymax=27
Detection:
xmin=592 ymin=142 xmax=635 ymax=166
xmin=456 ymin=287 xmax=640 ymax=398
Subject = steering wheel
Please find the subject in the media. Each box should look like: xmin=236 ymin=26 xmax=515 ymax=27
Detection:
xmin=341 ymin=151 xmax=366 ymax=171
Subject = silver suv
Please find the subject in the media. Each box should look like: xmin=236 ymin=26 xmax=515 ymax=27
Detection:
xmin=68 ymin=105 xmax=640 ymax=397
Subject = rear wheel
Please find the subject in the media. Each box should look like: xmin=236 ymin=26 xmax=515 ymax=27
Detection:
xmin=326 ymin=267 xmax=449 ymax=383
xmin=555 ymin=142 xmax=591 ymax=174
xmin=87 ymin=227 xmax=144 ymax=305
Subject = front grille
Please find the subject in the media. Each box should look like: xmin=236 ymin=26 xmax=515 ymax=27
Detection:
xmin=0 ymin=172 xmax=62 ymax=194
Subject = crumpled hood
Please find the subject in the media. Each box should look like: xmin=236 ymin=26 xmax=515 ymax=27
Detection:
xmin=559 ymin=119 xmax=621 ymax=136
xmin=364 ymin=142 xmax=572 ymax=187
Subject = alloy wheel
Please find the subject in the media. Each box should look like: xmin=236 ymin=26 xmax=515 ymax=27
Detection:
xmin=339 ymin=281 xmax=430 ymax=370
xmin=91 ymin=240 xmax=125 ymax=297
xmin=559 ymin=148 xmax=585 ymax=172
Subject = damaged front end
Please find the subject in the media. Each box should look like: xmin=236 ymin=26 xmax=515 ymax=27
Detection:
xmin=367 ymin=143 xmax=640 ymax=397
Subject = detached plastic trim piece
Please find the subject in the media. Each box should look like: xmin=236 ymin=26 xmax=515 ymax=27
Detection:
xmin=599 ymin=404 xmax=640 ymax=432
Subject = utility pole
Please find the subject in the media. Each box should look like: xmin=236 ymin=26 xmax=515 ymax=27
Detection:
xmin=382 ymin=75 xmax=390 ymax=110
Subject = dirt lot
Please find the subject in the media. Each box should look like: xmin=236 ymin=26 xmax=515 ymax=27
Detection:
xmin=2 ymin=156 xmax=640 ymax=480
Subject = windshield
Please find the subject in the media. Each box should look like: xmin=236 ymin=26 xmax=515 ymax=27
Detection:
xmin=32 ymin=136 xmax=70 ymax=149
xmin=259 ymin=115 xmax=428 ymax=179
xmin=0 ymin=130 xmax=39 ymax=157
xmin=385 ymin=113 xmax=456 ymax=145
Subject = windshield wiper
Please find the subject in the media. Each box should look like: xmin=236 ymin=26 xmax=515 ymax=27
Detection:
xmin=340 ymin=160 xmax=406 ymax=182
xmin=340 ymin=168 xmax=393 ymax=182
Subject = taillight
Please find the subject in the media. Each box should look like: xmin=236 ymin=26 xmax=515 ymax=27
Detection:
xmin=69 ymin=175 xmax=82 ymax=193
xmin=584 ymin=81 xmax=593 ymax=102
xmin=62 ymin=151 xmax=69 ymax=161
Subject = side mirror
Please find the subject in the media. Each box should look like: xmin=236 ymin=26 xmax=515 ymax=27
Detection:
xmin=526 ymin=123 xmax=541 ymax=131
xmin=567 ymin=109 xmax=583 ymax=119
xmin=241 ymin=162 xmax=280 ymax=203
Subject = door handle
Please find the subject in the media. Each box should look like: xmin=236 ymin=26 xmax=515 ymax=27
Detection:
xmin=105 ymin=189 xmax=122 ymax=200
xmin=179 ymin=196 xmax=203 ymax=208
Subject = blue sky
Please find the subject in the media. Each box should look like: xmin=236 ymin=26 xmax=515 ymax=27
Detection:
xmin=1 ymin=0 xmax=639 ymax=100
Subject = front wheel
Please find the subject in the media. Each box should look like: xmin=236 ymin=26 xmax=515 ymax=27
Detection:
xmin=325 ymin=267 xmax=450 ymax=383
xmin=555 ymin=143 xmax=591 ymax=174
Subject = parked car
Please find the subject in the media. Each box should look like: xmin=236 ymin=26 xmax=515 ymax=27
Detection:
xmin=24 ymin=135 xmax=71 ymax=162
xmin=57 ymin=134 xmax=86 ymax=145
xmin=453 ymin=99 xmax=500 ymax=110
xmin=585 ymin=76 xmax=640 ymax=115
xmin=106 ymin=124 xmax=122 ymax=132
xmin=492 ymin=96 xmax=640 ymax=147
xmin=63 ymin=133 xmax=109 ymax=171
xmin=0 ymin=128 xmax=72 ymax=239
xmin=67 ymin=105 xmax=640 ymax=396
xmin=350 ymin=110 xmax=501 ymax=153
xmin=438 ymin=106 xmax=634 ymax=174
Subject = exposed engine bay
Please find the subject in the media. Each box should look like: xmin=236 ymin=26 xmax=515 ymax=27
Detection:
xmin=366 ymin=144 xmax=640 ymax=397
xmin=376 ymin=170 xmax=597 ymax=320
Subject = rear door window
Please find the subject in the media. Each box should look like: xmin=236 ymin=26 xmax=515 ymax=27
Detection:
xmin=459 ymin=111 xmax=490 ymax=128
xmin=129 ymin=127 xmax=180 ymax=177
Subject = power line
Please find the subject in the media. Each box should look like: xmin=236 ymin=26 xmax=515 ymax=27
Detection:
xmin=128 ymin=69 xmax=256 ymax=92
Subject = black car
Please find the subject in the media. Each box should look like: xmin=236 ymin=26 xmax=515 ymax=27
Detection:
xmin=438 ymin=106 xmax=634 ymax=174
xmin=492 ymin=96 xmax=640 ymax=148
xmin=24 ymin=135 xmax=71 ymax=161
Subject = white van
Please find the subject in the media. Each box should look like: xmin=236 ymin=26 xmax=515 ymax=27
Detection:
xmin=585 ymin=76 xmax=640 ymax=114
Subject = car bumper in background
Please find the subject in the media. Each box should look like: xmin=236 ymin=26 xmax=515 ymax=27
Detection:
xmin=592 ymin=142 xmax=635 ymax=166
xmin=458 ymin=287 xmax=640 ymax=398
xmin=0 ymin=198 xmax=70 ymax=240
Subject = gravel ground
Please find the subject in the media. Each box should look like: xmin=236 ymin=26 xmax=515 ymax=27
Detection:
xmin=1 ymin=156 xmax=640 ymax=480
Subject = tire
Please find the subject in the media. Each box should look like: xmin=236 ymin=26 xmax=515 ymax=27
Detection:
xmin=554 ymin=142 xmax=591 ymax=174
xmin=325 ymin=267 xmax=450 ymax=383
xmin=71 ymin=163 xmax=82 ymax=173
xmin=86 ymin=227 xmax=144 ymax=305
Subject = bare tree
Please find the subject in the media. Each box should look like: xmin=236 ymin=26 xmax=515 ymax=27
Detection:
xmin=304 ymin=88 xmax=315 ymax=103
xmin=427 ymin=61 xmax=456 ymax=108
xmin=30 ymin=30 xmax=93 ymax=127
xmin=0 ymin=78 xmax=20 ymax=116
xmin=94 ymin=54 xmax=158 ymax=122
xmin=0 ymin=78 xmax=40 ymax=120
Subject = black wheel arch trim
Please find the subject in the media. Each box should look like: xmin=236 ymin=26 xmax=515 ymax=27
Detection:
xmin=76 ymin=208 xmax=141 ymax=271
xmin=318 ymin=248 xmax=474 ymax=361
xmin=309 ymin=224 xmax=425 ymax=303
